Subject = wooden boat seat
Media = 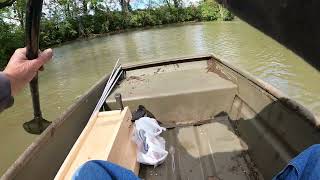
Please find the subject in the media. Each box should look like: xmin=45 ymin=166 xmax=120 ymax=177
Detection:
xmin=107 ymin=68 xmax=237 ymax=124
xmin=55 ymin=107 xmax=139 ymax=180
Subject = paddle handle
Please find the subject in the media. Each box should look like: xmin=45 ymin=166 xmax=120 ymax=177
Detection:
xmin=25 ymin=0 xmax=44 ymax=118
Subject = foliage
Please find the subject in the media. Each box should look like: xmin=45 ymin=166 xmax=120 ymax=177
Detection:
xmin=0 ymin=20 xmax=23 ymax=69
xmin=198 ymin=1 xmax=219 ymax=21
xmin=0 ymin=0 xmax=234 ymax=69
xmin=198 ymin=1 xmax=234 ymax=21
xmin=218 ymin=5 xmax=234 ymax=21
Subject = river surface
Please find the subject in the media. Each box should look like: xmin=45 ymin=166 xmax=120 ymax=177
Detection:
xmin=1 ymin=20 xmax=320 ymax=174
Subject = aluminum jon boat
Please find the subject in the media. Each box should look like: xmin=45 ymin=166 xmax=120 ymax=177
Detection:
xmin=2 ymin=54 xmax=320 ymax=180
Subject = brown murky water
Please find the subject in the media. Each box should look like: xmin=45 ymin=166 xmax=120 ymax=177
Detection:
xmin=0 ymin=20 xmax=319 ymax=174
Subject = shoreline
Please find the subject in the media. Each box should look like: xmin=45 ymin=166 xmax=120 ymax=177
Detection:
xmin=50 ymin=21 xmax=208 ymax=48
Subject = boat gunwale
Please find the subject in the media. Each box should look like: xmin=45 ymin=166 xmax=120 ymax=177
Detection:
xmin=210 ymin=54 xmax=320 ymax=127
xmin=2 ymin=54 xmax=318 ymax=179
xmin=122 ymin=54 xmax=213 ymax=71
xmin=1 ymin=74 xmax=110 ymax=180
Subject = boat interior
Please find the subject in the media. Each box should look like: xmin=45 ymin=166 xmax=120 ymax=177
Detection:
xmin=105 ymin=57 xmax=262 ymax=180
xmin=102 ymin=55 xmax=320 ymax=180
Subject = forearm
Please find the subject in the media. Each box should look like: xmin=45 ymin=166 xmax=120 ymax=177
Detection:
xmin=0 ymin=72 xmax=14 ymax=112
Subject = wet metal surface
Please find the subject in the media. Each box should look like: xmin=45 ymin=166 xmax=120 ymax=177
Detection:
xmin=107 ymin=67 xmax=237 ymax=123
xmin=139 ymin=116 xmax=263 ymax=180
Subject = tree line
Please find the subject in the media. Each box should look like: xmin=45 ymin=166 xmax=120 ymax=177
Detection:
xmin=0 ymin=0 xmax=233 ymax=69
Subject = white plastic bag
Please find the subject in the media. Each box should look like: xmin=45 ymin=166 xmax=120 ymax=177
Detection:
xmin=133 ymin=117 xmax=168 ymax=166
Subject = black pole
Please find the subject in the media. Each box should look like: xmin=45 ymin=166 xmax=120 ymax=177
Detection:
xmin=25 ymin=0 xmax=43 ymax=120
xmin=23 ymin=0 xmax=51 ymax=134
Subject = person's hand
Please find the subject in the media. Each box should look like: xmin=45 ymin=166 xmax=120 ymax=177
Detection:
xmin=3 ymin=48 xmax=53 ymax=96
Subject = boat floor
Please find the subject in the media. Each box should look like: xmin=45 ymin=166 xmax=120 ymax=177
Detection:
xmin=139 ymin=115 xmax=263 ymax=180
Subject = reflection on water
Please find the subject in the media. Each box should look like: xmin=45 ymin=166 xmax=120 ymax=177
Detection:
xmin=0 ymin=20 xmax=319 ymax=174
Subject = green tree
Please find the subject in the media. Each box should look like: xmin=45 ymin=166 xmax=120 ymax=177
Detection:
xmin=0 ymin=0 xmax=234 ymax=69
xmin=12 ymin=0 xmax=25 ymax=28
xmin=0 ymin=0 xmax=16 ymax=9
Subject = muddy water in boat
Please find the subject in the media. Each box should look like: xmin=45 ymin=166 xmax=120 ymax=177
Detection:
xmin=0 ymin=19 xmax=319 ymax=174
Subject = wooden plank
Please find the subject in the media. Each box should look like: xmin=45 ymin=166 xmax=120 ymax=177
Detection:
xmin=55 ymin=107 xmax=139 ymax=180
xmin=108 ymin=120 xmax=140 ymax=174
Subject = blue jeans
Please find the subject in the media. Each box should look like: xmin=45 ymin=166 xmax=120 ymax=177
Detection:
xmin=273 ymin=144 xmax=320 ymax=180
xmin=72 ymin=160 xmax=140 ymax=180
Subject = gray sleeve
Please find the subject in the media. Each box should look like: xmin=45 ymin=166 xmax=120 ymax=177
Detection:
xmin=0 ymin=72 xmax=14 ymax=112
